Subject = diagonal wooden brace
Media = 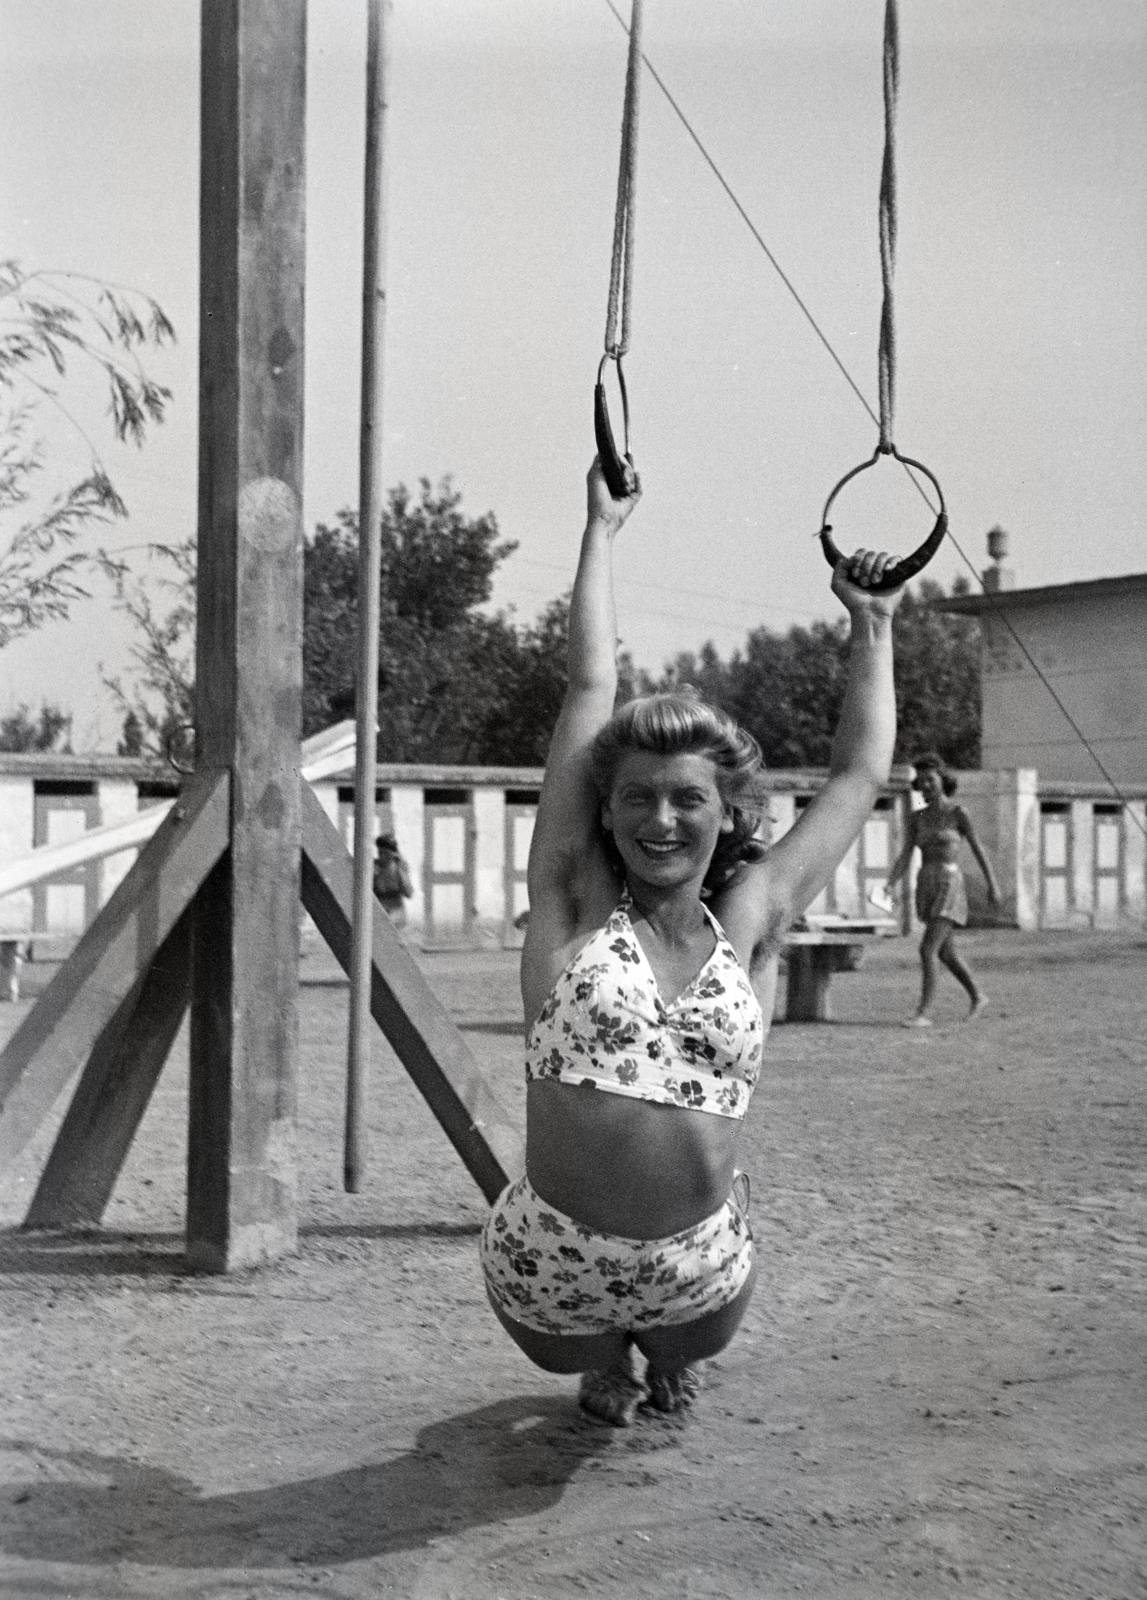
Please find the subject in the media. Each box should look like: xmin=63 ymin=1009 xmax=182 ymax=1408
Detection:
xmin=0 ymin=770 xmax=230 ymax=1175
xmin=22 ymin=909 xmax=193 ymax=1229
xmin=300 ymin=781 xmax=522 ymax=1203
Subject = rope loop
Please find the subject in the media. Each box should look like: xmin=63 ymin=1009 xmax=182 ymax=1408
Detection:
xmin=877 ymin=0 xmax=899 ymax=453
xmin=597 ymin=0 xmax=643 ymax=498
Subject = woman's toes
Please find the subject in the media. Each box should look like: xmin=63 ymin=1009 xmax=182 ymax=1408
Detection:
xmin=644 ymin=1364 xmax=703 ymax=1413
xmin=578 ymin=1365 xmax=647 ymax=1427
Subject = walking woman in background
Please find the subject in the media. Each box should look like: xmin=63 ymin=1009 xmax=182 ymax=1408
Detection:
xmin=885 ymin=753 xmax=1000 ymax=1026
xmin=480 ymin=457 xmax=905 ymax=1425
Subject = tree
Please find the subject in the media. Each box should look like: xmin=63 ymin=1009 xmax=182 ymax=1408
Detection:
xmin=0 ymin=701 xmax=72 ymax=753
xmin=655 ymin=576 xmax=981 ymax=770
xmin=101 ymin=539 xmax=196 ymax=764
xmin=465 ymin=594 xmax=648 ymax=766
xmin=890 ymin=576 xmax=981 ymax=769
xmin=0 ymin=261 xmax=175 ymax=649
xmin=304 ymin=477 xmax=522 ymax=760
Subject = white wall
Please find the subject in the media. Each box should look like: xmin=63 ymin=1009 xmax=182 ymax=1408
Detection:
xmin=472 ymin=787 xmax=505 ymax=945
xmin=0 ymin=777 xmax=34 ymax=933
xmin=391 ymin=785 xmax=425 ymax=933
xmin=980 ymin=587 xmax=1147 ymax=784
xmin=98 ymin=780 xmax=140 ymax=905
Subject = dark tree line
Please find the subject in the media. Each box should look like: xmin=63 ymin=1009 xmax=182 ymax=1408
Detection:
xmin=105 ymin=475 xmax=981 ymax=772
xmin=656 ymin=577 xmax=981 ymax=770
xmin=302 ymin=479 xmax=641 ymax=765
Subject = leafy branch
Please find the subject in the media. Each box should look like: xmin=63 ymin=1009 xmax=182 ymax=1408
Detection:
xmin=97 ymin=539 xmax=196 ymax=761
xmin=0 ymin=261 xmax=176 ymax=650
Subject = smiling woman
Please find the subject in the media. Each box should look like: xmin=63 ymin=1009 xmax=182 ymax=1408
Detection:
xmin=478 ymin=455 xmax=905 ymax=1427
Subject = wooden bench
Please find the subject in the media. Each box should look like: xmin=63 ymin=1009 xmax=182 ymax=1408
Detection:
xmin=782 ymin=915 xmax=900 ymax=1022
xmin=0 ymin=933 xmax=78 ymax=1002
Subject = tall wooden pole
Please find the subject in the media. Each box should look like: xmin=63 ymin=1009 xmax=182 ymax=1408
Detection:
xmin=188 ymin=0 xmax=306 ymax=1269
xmin=345 ymin=0 xmax=392 ymax=1191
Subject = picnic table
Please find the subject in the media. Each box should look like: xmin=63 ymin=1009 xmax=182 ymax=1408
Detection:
xmin=782 ymin=914 xmax=900 ymax=1022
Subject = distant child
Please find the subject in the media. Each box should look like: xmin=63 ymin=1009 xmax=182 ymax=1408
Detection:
xmin=373 ymin=833 xmax=413 ymax=927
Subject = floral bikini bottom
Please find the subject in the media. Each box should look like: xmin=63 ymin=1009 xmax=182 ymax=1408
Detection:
xmin=480 ymin=1173 xmax=754 ymax=1337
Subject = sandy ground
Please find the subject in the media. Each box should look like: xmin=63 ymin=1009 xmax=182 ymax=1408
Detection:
xmin=1 ymin=926 xmax=1145 ymax=1600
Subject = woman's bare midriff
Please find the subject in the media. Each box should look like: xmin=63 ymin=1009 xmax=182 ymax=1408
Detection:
xmin=525 ymin=1079 xmax=740 ymax=1239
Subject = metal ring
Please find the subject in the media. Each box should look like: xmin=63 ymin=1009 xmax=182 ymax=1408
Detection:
xmin=817 ymin=445 xmax=947 ymax=590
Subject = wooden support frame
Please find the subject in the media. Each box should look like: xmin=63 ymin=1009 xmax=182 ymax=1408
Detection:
xmin=0 ymin=771 xmax=229 ymax=1173
xmin=186 ymin=0 xmax=307 ymax=1272
xmin=24 ymin=910 xmax=192 ymax=1229
xmin=0 ymin=2 xmax=521 ymax=1268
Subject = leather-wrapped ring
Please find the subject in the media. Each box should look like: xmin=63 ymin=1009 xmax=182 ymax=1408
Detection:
xmin=594 ymin=352 xmax=638 ymax=500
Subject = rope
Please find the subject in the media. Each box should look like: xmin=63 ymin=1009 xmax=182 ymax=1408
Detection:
xmin=604 ymin=0 xmax=642 ymax=358
xmin=877 ymin=0 xmax=899 ymax=452
xmin=601 ymin=0 xmax=1147 ymax=851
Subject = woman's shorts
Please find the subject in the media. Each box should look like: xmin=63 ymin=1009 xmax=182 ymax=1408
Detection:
xmin=480 ymin=1173 xmax=753 ymax=1337
xmin=915 ymin=862 xmax=968 ymax=926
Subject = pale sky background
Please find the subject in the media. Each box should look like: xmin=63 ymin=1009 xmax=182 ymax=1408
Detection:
xmin=1 ymin=0 xmax=1145 ymax=750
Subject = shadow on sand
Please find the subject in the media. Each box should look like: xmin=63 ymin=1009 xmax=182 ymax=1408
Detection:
xmin=0 ymin=1220 xmax=483 ymax=1279
xmin=0 ymin=1395 xmax=611 ymax=1569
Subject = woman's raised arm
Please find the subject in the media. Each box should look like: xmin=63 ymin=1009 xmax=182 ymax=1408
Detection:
xmin=756 ymin=552 xmax=904 ymax=930
xmin=525 ymin=459 xmax=641 ymax=933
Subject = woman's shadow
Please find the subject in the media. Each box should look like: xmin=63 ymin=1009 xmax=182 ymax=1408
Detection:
xmin=0 ymin=1395 xmax=610 ymax=1570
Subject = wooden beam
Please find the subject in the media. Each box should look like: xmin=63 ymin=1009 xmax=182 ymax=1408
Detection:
xmin=23 ymin=911 xmax=192 ymax=1229
xmin=188 ymin=0 xmax=306 ymax=1271
xmin=0 ymin=771 xmax=230 ymax=1176
xmin=300 ymin=781 xmax=522 ymax=1203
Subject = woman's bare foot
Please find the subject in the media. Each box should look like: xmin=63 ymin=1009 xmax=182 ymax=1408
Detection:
xmin=968 ymin=993 xmax=989 ymax=1019
xmin=644 ymin=1364 xmax=703 ymax=1414
xmin=902 ymin=1013 xmax=933 ymax=1029
xmin=578 ymin=1348 xmax=647 ymax=1426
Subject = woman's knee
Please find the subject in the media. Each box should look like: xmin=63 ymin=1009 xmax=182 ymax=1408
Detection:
xmin=486 ymin=1291 xmax=627 ymax=1374
xmin=634 ymin=1258 xmax=758 ymax=1369
xmin=920 ymin=922 xmax=948 ymax=960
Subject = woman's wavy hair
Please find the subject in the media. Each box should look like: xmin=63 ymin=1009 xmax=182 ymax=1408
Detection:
xmin=589 ymin=689 xmax=771 ymax=894
xmin=911 ymin=751 xmax=958 ymax=796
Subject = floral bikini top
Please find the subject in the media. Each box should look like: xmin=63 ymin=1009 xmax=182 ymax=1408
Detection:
xmin=525 ymin=893 xmax=764 ymax=1120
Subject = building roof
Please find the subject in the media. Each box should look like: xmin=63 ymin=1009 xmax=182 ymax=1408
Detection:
xmin=936 ymin=571 xmax=1147 ymax=616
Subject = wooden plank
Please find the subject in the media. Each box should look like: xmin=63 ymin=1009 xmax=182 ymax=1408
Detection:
xmin=300 ymin=780 xmax=522 ymax=1204
xmin=188 ymin=0 xmax=306 ymax=1272
xmin=23 ymin=911 xmax=192 ymax=1229
xmin=0 ymin=771 xmax=229 ymax=1173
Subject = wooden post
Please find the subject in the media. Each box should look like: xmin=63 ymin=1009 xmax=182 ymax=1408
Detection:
xmin=346 ymin=0 xmax=392 ymax=1192
xmin=187 ymin=0 xmax=307 ymax=1271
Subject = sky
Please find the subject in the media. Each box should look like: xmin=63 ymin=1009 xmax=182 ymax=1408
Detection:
xmin=1 ymin=0 xmax=1145 ymax=750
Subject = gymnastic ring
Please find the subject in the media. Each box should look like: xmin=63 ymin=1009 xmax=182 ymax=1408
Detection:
xmin=164 ymin=722 xmax=196 ymax=776
xmin=818 ymin=445 xmax=948 ymax=591
xmin=594 ymin=351 xmax=639 ymax=501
